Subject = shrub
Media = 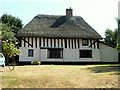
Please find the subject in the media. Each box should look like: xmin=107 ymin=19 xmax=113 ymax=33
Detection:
xmin=31 ymin=60 xmax=41 ymax=65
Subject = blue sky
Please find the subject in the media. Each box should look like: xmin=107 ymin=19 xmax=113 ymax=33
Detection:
xmin=0 ymin=0 xmax=119 ymax=37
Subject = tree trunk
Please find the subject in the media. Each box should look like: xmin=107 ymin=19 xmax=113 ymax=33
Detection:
xmin=7 ymin=57 xmax=15 ymax=71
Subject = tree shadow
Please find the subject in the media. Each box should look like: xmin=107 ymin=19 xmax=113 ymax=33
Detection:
xmin=87 ymin=65 xmax=120 ymax=75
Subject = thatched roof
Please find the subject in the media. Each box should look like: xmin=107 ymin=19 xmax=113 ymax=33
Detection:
xmin=17 ymin=14 xmax=102 ymax=39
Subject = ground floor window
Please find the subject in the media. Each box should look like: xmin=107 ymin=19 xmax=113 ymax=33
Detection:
xmin=79 ymin=50 xmax=92 ymax=58
xmin=47 ymin=49 xmax=63 ymax=58
xmin=28 ymin=49 xmax=34 ymax=57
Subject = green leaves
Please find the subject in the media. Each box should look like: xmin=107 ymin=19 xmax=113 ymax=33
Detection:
xmin=104 ymin=29 xmax=116 ymax=46
xmin=0 ymin=13 xmax=23 ymax=42
xmin=117 ymin=19 xmax=120 ymax=50
xmin=104 ymin=18 xmax=120 ymax=50
xmin=1 ymin=13 xmax=23 ymax=34
xmin=0 ymin=13 xmax=22 ymax=70
xmin=0 ymin=24 xmax=17 ymax=42
xmin=2 ymin=41 xmax=20 ymax=58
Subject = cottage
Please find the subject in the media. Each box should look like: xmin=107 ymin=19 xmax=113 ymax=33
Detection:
xmin=17 ymin=8 xmax=118 ymax=63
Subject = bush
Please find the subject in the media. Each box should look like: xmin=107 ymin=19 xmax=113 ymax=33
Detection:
xmin=31 ymin=60 xmax=40 ymax=65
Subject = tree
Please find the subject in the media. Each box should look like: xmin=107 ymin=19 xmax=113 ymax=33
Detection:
xmin=2 ymin=41 xmax=20 ymax=71
xmin=0 ymin=23 xmax=2 ymax=53
xmin=104 ymin=18 xmax=120 ymax=51
xmin=0 ymin=14 xmax=23 ymax=70
xmin=117 ymin=19 xmax=120 ymax=50
xmin=104 ymin=29 xmax=117 ymax=46
xmin=1 ymin=13 xmax=23 ymax=34
xmin=1 ymin=24 xmax=17 ymax=42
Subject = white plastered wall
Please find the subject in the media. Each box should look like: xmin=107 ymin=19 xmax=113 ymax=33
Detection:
xmin=19 ymin=47 xmax=40 ymax=62
xmin=63 ymin=48 xmax=100 ymax=62
xmin=99 ymin=43 xmax=118 ymax=62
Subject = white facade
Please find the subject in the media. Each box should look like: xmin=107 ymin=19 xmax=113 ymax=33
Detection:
xmin=99 ymin=42 xmax=118 ymax=62
xmin=19 ymin=37 xmax=118 ymax=62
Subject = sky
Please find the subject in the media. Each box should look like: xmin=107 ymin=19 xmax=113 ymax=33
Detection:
xmin=0 ymin=0 xmax=119 ymax=37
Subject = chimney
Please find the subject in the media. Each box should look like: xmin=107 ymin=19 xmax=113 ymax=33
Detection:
xmin=66 ymin=7 xmax=73 ymax=18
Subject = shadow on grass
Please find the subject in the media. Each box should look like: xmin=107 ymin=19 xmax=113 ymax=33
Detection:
xmin=86 ymin=65 xmax=120 ymax=75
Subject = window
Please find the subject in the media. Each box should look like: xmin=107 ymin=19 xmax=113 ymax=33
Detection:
xmin=48 ymin=49 xmax=63 ymax=58
xmin=79 ymin=50 xmax=92 ymax=58
xmin=28 ymin=49 xmax=33 ymax=57
xmin=82 ymin=39 xmax=89 ymax=46
xmin=0 ymin=54 xmax=3 ymax=58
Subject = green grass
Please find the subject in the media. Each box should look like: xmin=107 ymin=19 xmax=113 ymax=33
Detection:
xmin=2 ymin=64 xmax=120 ymax=88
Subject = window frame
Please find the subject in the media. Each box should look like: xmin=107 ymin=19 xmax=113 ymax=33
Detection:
xmin=47 ymin=48 xmax=63 ymax=59
xmin=82 ymin=39 xmax=89 ymax=46
xmin=79 ymin=50 xmax=92 ymax=58
xmin=28 ymin=49 xmax=34 ymax=57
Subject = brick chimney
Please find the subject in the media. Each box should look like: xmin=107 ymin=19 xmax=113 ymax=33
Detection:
xmin=66 ymin=7 xmax=73 ymax=18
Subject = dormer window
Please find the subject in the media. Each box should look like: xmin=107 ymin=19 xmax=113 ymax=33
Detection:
xmin=82 ymin=39 xmax=89 ymax=46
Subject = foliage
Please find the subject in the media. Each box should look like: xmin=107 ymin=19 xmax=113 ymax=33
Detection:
xmin=2 ymin=40 xmax=20 ymax=71
xmin=31 ymin=60 xmax=40 ymax=65
xmin=117 ymin=19 xmax=120 ymax=50
xmin=104 ymin=29 xmax=117 ymax=46
xmin=0 ymin=24 xmax=17 ymax=42
xmin=1 ymin=13 xmax=23 ymax=34
xmin=2 ymin=41 xmax=20 ymax=58
xmin=0 ymin=13 xmax=23 ymax=42
xmin=0 ymin=23 xmax=2 ymax=39
xmin=0 ymin=14 xmax=23 ymax=70
xmin=104 ymin=18 xmax=120 ymax=50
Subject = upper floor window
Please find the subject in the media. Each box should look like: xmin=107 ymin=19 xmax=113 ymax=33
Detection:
xmin=82 ymin=39 xmax=89 ymax=46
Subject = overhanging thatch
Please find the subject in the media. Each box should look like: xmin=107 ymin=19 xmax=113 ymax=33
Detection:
xmin=17 ymin=14 xmax=102 ymax=39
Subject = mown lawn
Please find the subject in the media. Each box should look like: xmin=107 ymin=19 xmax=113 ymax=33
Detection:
xmin=1 ymin=64 xmax=120 ymax=88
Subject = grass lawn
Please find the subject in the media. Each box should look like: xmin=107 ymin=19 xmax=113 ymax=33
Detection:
xmin=1 ymin=64 xmax=120 ymax=88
